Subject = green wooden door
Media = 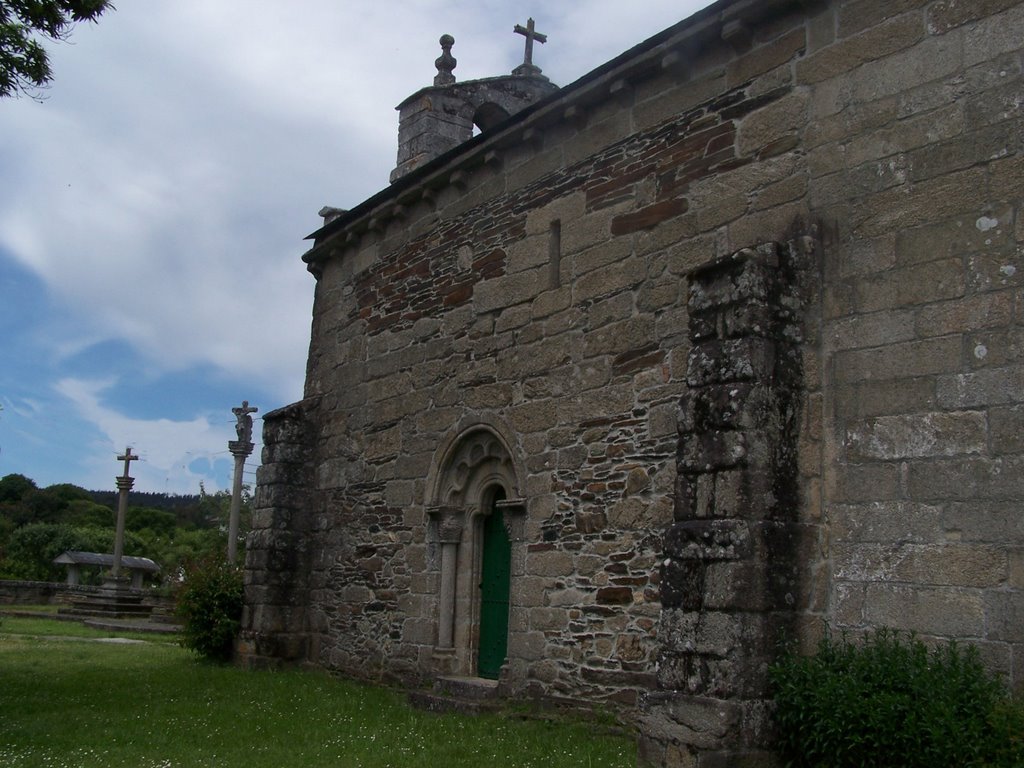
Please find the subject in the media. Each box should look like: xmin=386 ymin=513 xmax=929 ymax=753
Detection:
xmin=478 ymin=496 xmax=511 ymax=679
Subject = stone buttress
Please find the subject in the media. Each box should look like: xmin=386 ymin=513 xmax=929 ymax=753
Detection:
xmin=640 ymin=241 xmax=811 ymax=766
xmin=238 ymin=399 xmax=319 ymax=666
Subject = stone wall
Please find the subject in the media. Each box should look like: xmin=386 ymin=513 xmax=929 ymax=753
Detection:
xmin=0 ymin=580 xmax=174 ymax=615
xmin=0 ymin=580 xmax=83 ymax=605
xmin=241 ymin=0 xmax=1024 ymax=761
xmin=806 ymin=0 xmax=1024 ymax=693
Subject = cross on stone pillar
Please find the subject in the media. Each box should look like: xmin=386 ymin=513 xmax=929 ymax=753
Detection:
xmin=111 ymin=446 xmax=138 ymax=580
xmin=512 ymin=17 xmax=547 ymax=77
xmin=232 ymin=400 xmax=257 ymax=444
xmin=227 ymin=400 xmax=258 ymax=564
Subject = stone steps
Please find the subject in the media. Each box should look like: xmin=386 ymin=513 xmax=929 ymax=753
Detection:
xmin=59 ymin=606 xmax=153 ymax=619
xmin=58 ymin=587 xmax=155 ymax=621
xmin=408 ymin=676 xmax=502 ymax=715
xmin=60 ymin=603 xmax=154 ymax=618
xmin=2 ymin=607 xmax=180 ymax=635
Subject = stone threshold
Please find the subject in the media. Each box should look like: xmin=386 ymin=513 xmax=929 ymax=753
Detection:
xmin=408 ymin=675 xmax=503 ymax=715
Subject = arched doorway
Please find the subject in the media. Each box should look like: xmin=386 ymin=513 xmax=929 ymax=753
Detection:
xmin=478 ymin=487 xmax=510 ymax=679
xmin=426 ymin=424 xmax=525 ymax=680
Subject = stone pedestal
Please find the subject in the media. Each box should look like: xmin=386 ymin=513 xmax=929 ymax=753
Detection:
xmin=100 ymin=574 xmax=131 ymax=591
xmin=60 ymin=582 xmax=153 ymax=620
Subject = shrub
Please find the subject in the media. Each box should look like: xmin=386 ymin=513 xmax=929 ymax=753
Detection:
xmin=175 ymin=557 xmax=243 ymax=662
xmin=770 ymin=629 xmax=1024 ymax=767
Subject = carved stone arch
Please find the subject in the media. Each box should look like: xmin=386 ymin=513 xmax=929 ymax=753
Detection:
xmin=427 ymin=415 xmax=525 ymax=506
xmin=425 ymin=417 xmax=526 ymax=679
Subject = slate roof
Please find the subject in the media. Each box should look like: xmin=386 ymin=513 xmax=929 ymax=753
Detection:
xmin=52 ymin=551 xmax=161 ymax=573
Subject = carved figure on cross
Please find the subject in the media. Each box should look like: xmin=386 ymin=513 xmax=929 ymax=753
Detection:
xmin=232 ymin=400 xmax=258 ymax=444
xmin=513 ymin=17 xmax=547 ymax=77
xmin=117 ymin=447 xmax=138 ymax=480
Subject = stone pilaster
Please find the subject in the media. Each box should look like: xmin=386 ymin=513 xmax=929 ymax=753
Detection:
xmin=639 ymin=241 xmax=810 ymax=767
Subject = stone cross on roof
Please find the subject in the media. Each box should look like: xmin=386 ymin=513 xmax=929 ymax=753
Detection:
xmin=512 ymin=17 xmax=547 ymax=77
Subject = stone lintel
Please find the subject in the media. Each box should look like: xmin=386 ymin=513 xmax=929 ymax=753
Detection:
xmin=495 ymin=497 xmax=527 ymax=512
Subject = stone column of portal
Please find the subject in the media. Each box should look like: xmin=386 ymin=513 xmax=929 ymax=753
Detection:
xmin=228 ymin=401 xmax=258 ymax=564
xmin=428 ymin=506 xmax=464 ymax=650
xmin=110 ymin=446 xmax=138 ymax=582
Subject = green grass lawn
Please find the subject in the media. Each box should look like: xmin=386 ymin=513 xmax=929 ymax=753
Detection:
xmin=1 ymin=614 xmax=179 ymax=644
xmin=0 ymin=617 xmax=635 ymax=768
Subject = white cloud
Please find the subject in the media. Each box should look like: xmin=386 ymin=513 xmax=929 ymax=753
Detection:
xmin=54 ymin=377 xmax=245 ymax=494
xmin=2 ymin=1 xmax=714 ymax=491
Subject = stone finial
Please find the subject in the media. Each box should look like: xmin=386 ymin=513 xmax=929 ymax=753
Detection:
xmin=434 ymin=34 xmax=457 ymax=86
xmin=512 ymin=17 xmax=547 ymax=78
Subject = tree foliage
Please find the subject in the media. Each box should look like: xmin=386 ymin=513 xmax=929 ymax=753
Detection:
xmin=0 ymin=472 xmax=36 ymax=502
xmin=0 ymin=473 xmax=250 ymax=585
xmin=64 ymin=498 xmax=114 ymax=528
xmin=125 ymin=506 xmax=176 ymax=538
xmin=0 ymin=0 xmax=112 ymax=98
xmin=0 ymin=479 xmax=110 ymax=527
xmin=1 ymin=522 xmax=144 ymax=582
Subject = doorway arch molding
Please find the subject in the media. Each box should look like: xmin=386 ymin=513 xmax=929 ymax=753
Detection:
xmin=426 ymin=414 xmax=526 ymax=507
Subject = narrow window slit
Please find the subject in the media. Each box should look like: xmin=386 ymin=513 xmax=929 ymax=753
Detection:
xmin=548 ymin=219 xmax=562 ymax=288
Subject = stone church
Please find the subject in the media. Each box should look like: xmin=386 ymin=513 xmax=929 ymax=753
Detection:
xmin=239 ymin=0 xmax=1024 ymax=764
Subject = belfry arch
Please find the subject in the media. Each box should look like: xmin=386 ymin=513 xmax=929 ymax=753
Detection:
xmin=426 ymin=423 xmax=527 ymax=680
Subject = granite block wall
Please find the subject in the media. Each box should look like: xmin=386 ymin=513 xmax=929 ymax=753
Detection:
xmin=240 ymin=0 xmax=1024 ymax=763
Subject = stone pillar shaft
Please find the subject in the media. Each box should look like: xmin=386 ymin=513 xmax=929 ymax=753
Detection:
xmin=112 ymin=475 xmax=134 ymax=578
xmin=429 ymin=506 xmax=465 ymax=651
xmin=438 ymin=541 xmax=458 ymax=648
xmin=227 ymin=441 xmax=253 ymax=564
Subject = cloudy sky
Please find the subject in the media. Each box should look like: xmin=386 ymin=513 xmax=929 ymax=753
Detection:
xmin=0 ymin=0 xmax=713 ymax=495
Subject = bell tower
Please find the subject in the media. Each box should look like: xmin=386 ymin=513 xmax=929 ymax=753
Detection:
xmin=390 ymin=20 xmax=559 ymax=182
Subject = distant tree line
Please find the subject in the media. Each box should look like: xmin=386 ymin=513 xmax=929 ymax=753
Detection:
xmin=0 ymin=473 xmax=250 ymax=587
xmin=87 ymin=489 xmax=214 ymax=530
